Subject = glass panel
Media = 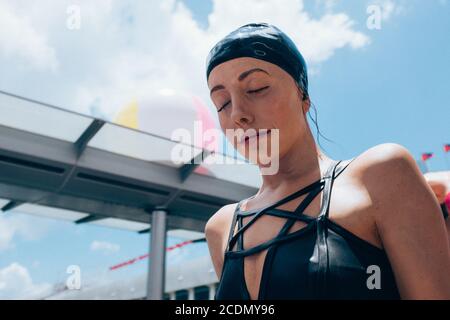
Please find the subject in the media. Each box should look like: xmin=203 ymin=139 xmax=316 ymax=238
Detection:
xmin=90 ymin=218 xmax=150 ymax=232
xmin=88 ymin=123 xmax=204 ymax=167
xmin=0 ymin=91 xmax=93 ymax=143
xmin=0 ymin=198 xmax=10 ymax=209
xmin=13 ymin=203 xmax=89 ymax=221
xmin=197 ymin=152 xmax=262 ymax=188
xmin=167 ymin=229 xmax=204 ymax=240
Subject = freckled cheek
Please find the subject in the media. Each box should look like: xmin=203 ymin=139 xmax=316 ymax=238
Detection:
xmin=266 ymin=100 xmax=291 ymax=127
xmin=273 ymin=105 xmax=301 ymax=148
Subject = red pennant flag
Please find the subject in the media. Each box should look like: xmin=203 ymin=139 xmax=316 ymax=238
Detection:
xmin=109 ymin=238 xmax=206 ymax=271
xmin=444 ymin=144 xmax=450 ymax=153
xmin=421 ymin=152 xmax=434 ymax=161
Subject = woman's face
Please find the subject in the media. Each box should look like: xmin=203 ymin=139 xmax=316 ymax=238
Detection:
xmin=208 ymin=57 xmax=310 ymax=162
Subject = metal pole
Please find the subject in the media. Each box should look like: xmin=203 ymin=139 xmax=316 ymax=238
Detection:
xmin=209 ymin=284 xmax=216 ymax=300
xmin=147 ymin=207 xmax=167 ymax=300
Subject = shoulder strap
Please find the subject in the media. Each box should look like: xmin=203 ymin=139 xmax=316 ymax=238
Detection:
xmin=334 ymin=157 xmax=356 ymax=179
xmin=317 ymin=160 xmax=341 ymax=219
xmin=315 ymin=160 xmax=341 ymax=297
xmin=238 ymin=212 xmax=244 ymax=250
xmin=317 ymin=157 xmax=357 ymax=219
xmin=226 ymin=202 xmax=242 ymax=252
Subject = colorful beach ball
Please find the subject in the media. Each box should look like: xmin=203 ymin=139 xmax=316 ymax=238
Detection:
xmin=113 ymin=91 xmax=219 ymax=175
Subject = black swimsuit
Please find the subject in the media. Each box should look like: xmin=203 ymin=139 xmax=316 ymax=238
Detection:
xmin=215 ymin=159 xmax=401 ymax=300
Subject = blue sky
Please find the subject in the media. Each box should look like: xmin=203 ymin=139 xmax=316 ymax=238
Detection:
xmin=0 ymin=0 xmax=449 ymax=298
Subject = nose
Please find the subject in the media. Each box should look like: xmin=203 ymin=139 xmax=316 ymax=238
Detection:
xmin=230 ymin=95 xmax=254 ymax=127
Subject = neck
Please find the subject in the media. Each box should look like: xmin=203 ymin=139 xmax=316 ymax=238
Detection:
xmin=255 ymin=128 xmax=332 ymax=198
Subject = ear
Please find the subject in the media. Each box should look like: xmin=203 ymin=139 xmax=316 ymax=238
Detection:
xmin=295 ymin=84 xmax=310 ymax=115
xmin=302 ymin=96 xmax=311 ymax=115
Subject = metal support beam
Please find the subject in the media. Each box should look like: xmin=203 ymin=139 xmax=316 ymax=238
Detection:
xmin=179 ymin=149 xmax=212 ymax=182
xmin=74 ymin=119 xmax=105 ymax=158
xmin=1 ymin=200 xmax=25 ymax=212
xmin=0 ymin=123 xmax=257 ymax=208
xmin=74 ymin=214 xmax=105 ymax=224
xmin=147 ymin=207 xmax=168 ymax=300
xmin=138 ymin=228 xmax=151 ymax=234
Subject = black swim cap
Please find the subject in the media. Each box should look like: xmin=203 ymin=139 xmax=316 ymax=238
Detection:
xmin=206 ymin=22 xmax=309 ymax=99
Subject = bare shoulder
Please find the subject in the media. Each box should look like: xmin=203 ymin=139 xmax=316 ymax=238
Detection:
xmin=204 ymin=203 xmax=238 ymax=239
xmin=345 ymin=143 xmax=429 ymax=210
xmin=327 ymin=143 xmax=419 ymax=248
xmin=204 ymin=203 xmax=239 ymax=279
xmin=342 ymin=142 xmax=418 ymax=182
xmin=352 ymin=145 xmax=450 ymax=298
xmin=352 ymin=143 xmax=425 ymax=195
xmin=349 ymin=142 xmax=445 ymax=230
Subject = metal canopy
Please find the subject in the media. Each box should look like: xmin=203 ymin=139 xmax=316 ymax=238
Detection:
xmin=0 ymin=90 xmax=261 ymax=233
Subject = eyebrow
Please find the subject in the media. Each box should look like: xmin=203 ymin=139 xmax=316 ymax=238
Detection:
xmin=209 ymin=68 xmax=270 ymax=96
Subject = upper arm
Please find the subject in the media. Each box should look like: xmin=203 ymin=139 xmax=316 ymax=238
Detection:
xmin=204 ymin=204 xmax=235 ymax=280
xmin=362 ymin=143 xmax=450 ymax=299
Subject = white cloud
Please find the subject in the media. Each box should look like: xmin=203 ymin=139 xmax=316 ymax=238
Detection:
xmin=0 ymin=0 xmax=371 ymax=121
xmin=0 ymin=217 xmax=16 ymax=251
xmin=90 ymin=241 xmax=120 ymax=255
xmin=0 ymin=213 xmax=53 ymax=252
xmin=315 ymin=0 xmax=340 ymax=12
xmin=207 ymin=0 xmax=369 ymax=63
xmin=0 ymin=1 xmax=58 ymax=71
xmin=70 ymin=0 xmax=371 ymax=119
xmin=369 ymin=0 xmax=406 ymax=21
xmin=0 ymin=262 xmax=52 ymax=299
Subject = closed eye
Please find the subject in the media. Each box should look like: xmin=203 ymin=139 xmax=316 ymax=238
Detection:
xmin=218 ymin=101 xmax=230 ymax=112
xmin=248 ymin=86 xmax=269 ymax=94
xmin=217 ymin=86 xmax=270 ymax=113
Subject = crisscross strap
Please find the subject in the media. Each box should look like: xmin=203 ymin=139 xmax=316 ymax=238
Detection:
xmin=229 ymin=184 xmax=324 ymax=256
xmin=265 ymin=185 xmax=323 ymax=240
xmin=238 ymin=209 xmax=316 ymax=223
xmin=226 ymin=178 xmax=324 ymax=253
xmin=226 ymin=223 xmax=317 ymax=258
xmin=226 ymin=160 xmax=341 ymax=256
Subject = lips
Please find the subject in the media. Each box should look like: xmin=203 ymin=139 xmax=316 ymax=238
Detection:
xmin=240 ymin=129 xmax=271 ymax=144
